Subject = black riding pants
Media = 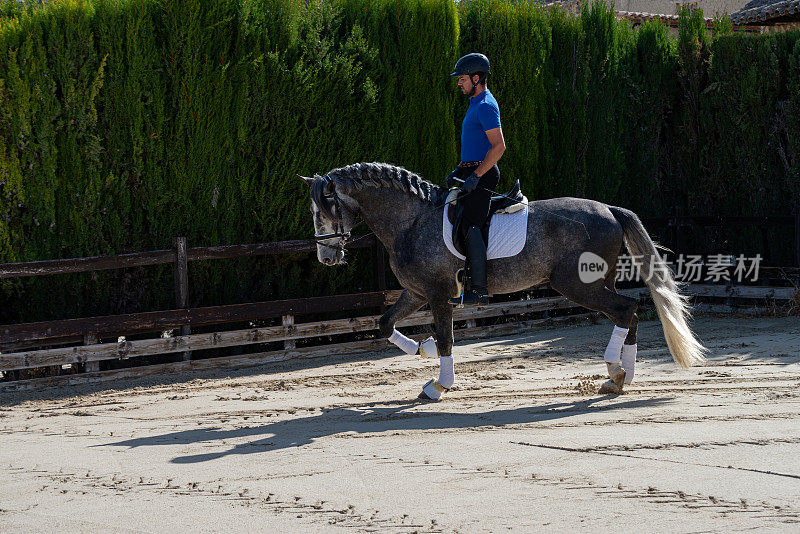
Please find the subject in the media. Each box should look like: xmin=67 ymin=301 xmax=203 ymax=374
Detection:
xmin=455 ymin=164 xmax=500 ymax=242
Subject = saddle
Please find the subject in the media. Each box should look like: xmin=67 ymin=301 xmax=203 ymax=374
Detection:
xmin=447 ymin=180 xmax=526 ymax=256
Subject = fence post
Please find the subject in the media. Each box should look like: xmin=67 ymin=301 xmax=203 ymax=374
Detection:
xmin=173 ymin=237 xmax=191 ymax=361
xmin=84 ymin=333 xmax=100 ymax=372
xmin=282 ymin=315 xmax=295 ymax=350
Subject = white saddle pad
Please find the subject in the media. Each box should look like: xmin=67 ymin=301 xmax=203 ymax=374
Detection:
xmin=443 ymin=200 xmax=529 ymax=261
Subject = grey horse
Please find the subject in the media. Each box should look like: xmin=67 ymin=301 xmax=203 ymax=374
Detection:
xmin=299 ymin=162 xmax=706 ymax=399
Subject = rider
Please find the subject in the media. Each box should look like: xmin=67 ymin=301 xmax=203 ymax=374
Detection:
xmin=446 ymin=52 xmax=506 ymax=306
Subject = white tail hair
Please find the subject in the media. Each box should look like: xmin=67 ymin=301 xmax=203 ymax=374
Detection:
xmin=610 ymin=206 xmax=707 ymax=367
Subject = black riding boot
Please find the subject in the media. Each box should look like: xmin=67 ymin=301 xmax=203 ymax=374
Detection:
xmin=450 ymin=226 xmax=489 ymax=307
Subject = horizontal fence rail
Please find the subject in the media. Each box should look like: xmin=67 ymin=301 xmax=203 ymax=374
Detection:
xmin=1 ymin=284 xmax=797 ymax=380
xmin=2 ymin=211 xmax=796 ymax=279
xmin=0 ymin=235 xmax=378 ymax=279
xmin=1 ymin=224 xmax=798 ymax=387
xmin=0 ymin=292 xmax=391 ymax=348
xmin=0 ymin=290 xmax=609 ymax=372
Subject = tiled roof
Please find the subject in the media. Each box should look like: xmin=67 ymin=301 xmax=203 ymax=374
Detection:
xmin=614 ymin=10 xmax=762 ymax=31
xmin=615 ymin=9 xmax=764 ymax=33
xmin=615 ymin=10 xmax=714 ymax=24
xmin=730 ymin=0 xmax=800 ymax=24
xmin=742 ymin=0 xmax=780 ymax=10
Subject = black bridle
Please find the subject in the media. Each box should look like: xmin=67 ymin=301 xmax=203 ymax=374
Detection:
xmin=313 ymin=176 xmax=354 ymax=252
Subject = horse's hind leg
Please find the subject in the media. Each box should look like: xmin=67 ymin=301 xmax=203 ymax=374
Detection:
xmin=606 ymin=270 xmax=638 ymax=385
xmin=550 ymin=271 xmax=638 ymax=393
xmin=380 ymin=290 xmax=426 ymax=355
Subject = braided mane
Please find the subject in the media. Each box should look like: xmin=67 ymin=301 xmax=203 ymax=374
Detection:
xmin=324 ymin=162 xmax=446 ymax=205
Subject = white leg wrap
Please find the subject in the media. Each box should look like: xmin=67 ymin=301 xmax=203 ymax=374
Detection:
xmin=438 ymin=356 xmax=455 ymax=389
xmin=420 ymin=356 xmax=455 ymax=401
xmin=604 ymin=325 xmax=629 ymax=364
xmin=621 ymin=343 xmax=637 ymax=384
xmin=388 ymin=329 xmax=418 ymax=355
xmin=419 ymin=337 xmax=439 ymax=359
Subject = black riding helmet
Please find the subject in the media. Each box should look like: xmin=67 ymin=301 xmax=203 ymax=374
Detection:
xmin=450 ymin=53 xmax=490 ymax=87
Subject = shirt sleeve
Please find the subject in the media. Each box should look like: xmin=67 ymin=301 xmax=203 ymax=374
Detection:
xmin=477 ymin=102 xmax=501 ymax=131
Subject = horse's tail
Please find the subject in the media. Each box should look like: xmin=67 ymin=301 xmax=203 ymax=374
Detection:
xmin=609 ymin=206 xmax=707 ymax=368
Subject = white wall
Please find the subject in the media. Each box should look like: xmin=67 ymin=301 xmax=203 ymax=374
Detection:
xmin=612 ymin=0 xmax=750 ymax=16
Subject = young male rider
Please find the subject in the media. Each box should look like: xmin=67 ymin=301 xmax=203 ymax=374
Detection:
xmin=446 ymin=52 xmax=506 ymax=306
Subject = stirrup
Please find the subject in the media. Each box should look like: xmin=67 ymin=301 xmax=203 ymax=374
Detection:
xmin=449 ymin=288 xmax=489 ymax=308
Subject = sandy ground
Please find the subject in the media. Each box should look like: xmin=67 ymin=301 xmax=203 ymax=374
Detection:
xmin=1 ymin=315 xmax=799 ymax=533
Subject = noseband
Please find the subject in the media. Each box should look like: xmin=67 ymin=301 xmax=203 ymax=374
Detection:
xmin=314 ymin=176 xmax=351 ymax=251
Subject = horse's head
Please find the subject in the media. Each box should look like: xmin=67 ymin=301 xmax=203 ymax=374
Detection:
xmin=298 ymin=174 xmax=358 ymax=266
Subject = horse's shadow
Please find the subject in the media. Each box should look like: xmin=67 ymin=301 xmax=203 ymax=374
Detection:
xmin=97 ymin=396 xmax=674 ymax=464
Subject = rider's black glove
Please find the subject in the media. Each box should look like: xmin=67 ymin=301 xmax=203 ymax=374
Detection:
xmin=461 ymin=172 xmax=480 ymax=193
xmin=445 ymin=168 xmax=460 ymax=188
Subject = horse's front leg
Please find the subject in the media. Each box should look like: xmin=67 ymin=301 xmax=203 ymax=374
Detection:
xmin=380 ymin=289 xmax=426 ymax=355
xmin=418 ymin=299 xmax=454 ymax=401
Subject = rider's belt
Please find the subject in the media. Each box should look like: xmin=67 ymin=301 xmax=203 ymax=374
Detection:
xmin=458 ymin=161 xmax=482 ymax=168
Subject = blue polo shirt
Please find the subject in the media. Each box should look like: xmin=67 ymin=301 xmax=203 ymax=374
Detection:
xmin=460 ymin=89 xmax=501 ymax=162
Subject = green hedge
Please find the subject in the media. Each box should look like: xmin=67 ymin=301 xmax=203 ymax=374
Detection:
xmin=458 ymin=0 xmax=551 ymax=198
xmin=0 ymin=0 xmax=798 ymax=323
xmin=0 ymin=0 xmax=458 ymax=322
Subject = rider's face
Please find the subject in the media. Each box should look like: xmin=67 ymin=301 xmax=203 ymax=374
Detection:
xmin=457 ymin=74 xmax=478 ymax=94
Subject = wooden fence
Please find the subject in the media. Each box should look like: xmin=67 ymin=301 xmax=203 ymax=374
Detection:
xmin=1 ymin=210 xmax=798 ymax=389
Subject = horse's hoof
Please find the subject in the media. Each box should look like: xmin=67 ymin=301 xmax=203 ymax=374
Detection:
xmin=419 ymin=337 xmax=438 ymax=359
xmin=417 ymin=390 xmax=438 ymax=401
xmin=606 ymin=362 xmax=626 ymax=389
xmin=598 ymin=379 xmax=622 ymax=395
xmin=419 ymin=379 xmax=447 ymax=401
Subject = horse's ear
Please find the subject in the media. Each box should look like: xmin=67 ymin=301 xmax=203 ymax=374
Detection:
xmin=324 ymin=177 xmax=335 ymax=196
xmin=297 ymin=174 xmax=314 ymax=188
